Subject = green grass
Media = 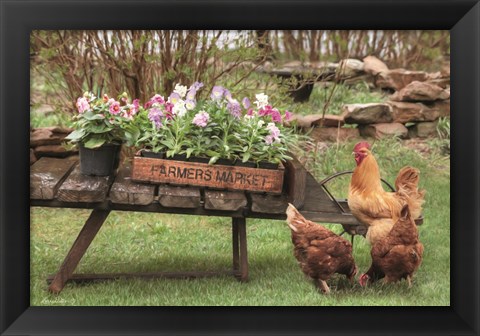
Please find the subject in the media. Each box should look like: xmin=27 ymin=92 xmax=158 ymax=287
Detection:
xmin=30 ymin=137 xmax=450 ymax=306
xmin=289 ymin=82 xmax=388 ymax=116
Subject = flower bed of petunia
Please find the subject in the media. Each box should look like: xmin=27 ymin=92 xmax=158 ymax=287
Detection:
xmin=134 ymin=83 xmax=299 ymax=166
xmin=67 ymin=83 xmax=302 ymax=167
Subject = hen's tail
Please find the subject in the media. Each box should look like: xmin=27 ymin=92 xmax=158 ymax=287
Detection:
xmin=286 ymin=203 xmax=307 ymax=232
xmin=394 ymin=167 xmax=425 ymax=219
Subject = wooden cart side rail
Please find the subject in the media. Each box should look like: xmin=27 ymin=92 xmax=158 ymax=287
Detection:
xmin=30 ymin=199 xmax=361 ymax=225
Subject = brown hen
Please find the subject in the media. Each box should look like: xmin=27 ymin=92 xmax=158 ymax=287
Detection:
xmin=359 ymin=204 xmax=424 ymax=287
xmin=286 ymin=204 xmax=357 ymax=294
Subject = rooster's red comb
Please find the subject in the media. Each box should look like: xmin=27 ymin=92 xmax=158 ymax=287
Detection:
xmin=353 ymin=142 xmax=371 ymax=153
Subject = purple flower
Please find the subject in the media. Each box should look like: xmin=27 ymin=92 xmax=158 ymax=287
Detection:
xmin=242 ymin=97 xmax=251 ymax=109
xmin=227 ymin=100 xmax=242 ymax=119
xmin=169 ymin=92 xmax=181 ymax=104
xmin=224 ymin=89 xmax=232 ymax=101
xmin=211 ymin=86 xmax=225 ymax=100
xmin=76 ymin=97 xmax=90 ymax=114
xmin=148 ymin=107 xmax=163 ymax=128
xmin=192 ymin=111 xmax=210 ymax=128
xmin=190 ymin=82 xmax=204 ymax=91
xmin=186 ymin=89 xmax=197 ymax=101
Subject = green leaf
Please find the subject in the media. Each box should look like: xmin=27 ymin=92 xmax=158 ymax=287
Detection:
xmin=242 ymin=152 xmax=251 ymax=163
xmin=65 ymin=129 xmax=85 ymax=141
xmin=208 ymin=156 xmax=219 ymax=165
xmin=205 ymin=150 xmax=220 ymax=157
xmin=82 ymin=111 xmax=106 ymax=121
xmin=83 ymin=137 xmax=106 ymax=149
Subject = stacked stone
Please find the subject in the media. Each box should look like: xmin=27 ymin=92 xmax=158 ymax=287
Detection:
xmin=30 ymin=126 xmax=78 ymax=165
xmin=304 ymin=56 xmax=450 ymax=141
xmin=341 ymin=56 xmax=450 ymax=139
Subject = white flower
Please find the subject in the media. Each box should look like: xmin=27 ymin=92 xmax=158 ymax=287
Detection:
xmin=173 ymin=83 xmax=188 ymax=98
xmin=83 ymin=91 xmax=96 ymax=102
xmin=254 ymin=93 xmax=269 ymax=109
xmin=257 ymin=120 xmax=265 ymax=128
xmin=172 ymin=100 xmax=187 ymax=117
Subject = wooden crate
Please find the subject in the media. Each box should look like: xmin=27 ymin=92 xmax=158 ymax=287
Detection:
xmin=131 ymin=156 xmax=285 ymax=194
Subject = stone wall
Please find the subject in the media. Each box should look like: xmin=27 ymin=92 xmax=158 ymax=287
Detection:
xmin=293 ymin=56 xmax=450 ymax=142
xmin=30 ymin=126 xmax=77 ymax=165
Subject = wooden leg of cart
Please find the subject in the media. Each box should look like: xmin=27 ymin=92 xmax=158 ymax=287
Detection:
xmin=48 ymin=209 xmax=110 ymax=293
xmin=232 ymin=218 xmax=240 ymax=274
xmin=232 ymin=217 xmax=248 ymax=282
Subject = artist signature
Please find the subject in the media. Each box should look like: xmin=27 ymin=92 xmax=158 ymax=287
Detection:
xmin=40 ymin=297 xmax=73 ymax=305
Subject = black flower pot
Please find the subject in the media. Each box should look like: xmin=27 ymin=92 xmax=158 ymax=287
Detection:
xmin=235 ymin=160 xmax=256 ymax=168
xmin=216 ymin=158 xmax=235 ymax=166
xmin=189 ymin=156 xmax=210 ymax=164
xmin=79 ymin=143 xmax=121 ymax=176
xmin=162 ymin=153 xmax=187 ymax=161
xmin=258 ymin=161 xmax=279 ymax=170
xmin=141 ymin=150 xmax=165 ymax=159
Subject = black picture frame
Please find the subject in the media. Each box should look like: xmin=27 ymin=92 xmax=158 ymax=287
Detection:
xmin=1 ymin=1 xmax=479 ymax=335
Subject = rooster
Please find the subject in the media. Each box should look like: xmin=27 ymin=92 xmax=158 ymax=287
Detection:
xmin=348 ymin=141 xmax=425 ymax=245
xmin=286 ymin=204 xmax=357 ymax=294
xmin=359 ymin=204 xmax=424 ymax=287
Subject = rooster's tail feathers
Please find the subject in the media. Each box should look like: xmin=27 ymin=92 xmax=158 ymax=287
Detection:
xmin=395 ymin=166 xmax=420 ymax=191
xmin=394 ymin=167 xmax=425 ymax=218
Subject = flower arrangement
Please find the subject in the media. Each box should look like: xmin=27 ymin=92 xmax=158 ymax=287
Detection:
xmin=65 ymin=92 xmax=140 ymax=148
xmin=134 ymin=83 xmax=299 ymax=166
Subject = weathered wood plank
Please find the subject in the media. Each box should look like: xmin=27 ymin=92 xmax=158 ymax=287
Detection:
xmin=34 ymin=144 xmax=78 ymax=158
xmin=110 ymin=165 xmax=156 ymax=205
xmin=30 ymin=157 xmax=77 ymax=200
xmin=56 ymin=166 xmax=112 ymax=203
xmin=132 ymin=156 xmax=284 ymax=194
xmin=47 ymin=270 xmax=238 ymax=283
xmin=158 ymin=185 xmax=201 ymax=208
xmin=234 ymin=217 xmax=248 ymax=282
xmin=301 ymin=173 xmax=342 ymax=213
xmin=204 ymin=190 xmax=247 ymax=211
xmin=283 ymin=157 xmax=307 ymax=209
xmin=250 ymin=193 xmax=289 ymax=214
xmin=48 ymin=209 xmax=110 ymax=293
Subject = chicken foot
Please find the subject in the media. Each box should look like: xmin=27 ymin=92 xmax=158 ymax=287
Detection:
xmin=314 ymin=279 xmax=331 ymax=294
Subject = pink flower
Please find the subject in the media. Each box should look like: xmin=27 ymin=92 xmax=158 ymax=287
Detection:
xmin=164 ymin=102 xmax=174 ymax=119
xmin=122 ymin=107 xmax=135 ymax=120
xmin=192 ymin=111 xmax=210 ymax=128
xmin=76 ymin=97 xmax=90 ymax=114
xmin=265 ymin=122 xmax=281 ymax=144
xmin=132 ymin=99 xmax=140 ymax=114
xmin=270 ymin=109 xmax=282 ymax=123
xmin=145 ymin=94 xmax=165 ymax=108
xmin=284 ymin=110 xmax=293 ymax=121
xmin=109 ymin=101 xmax=121 ymax=115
